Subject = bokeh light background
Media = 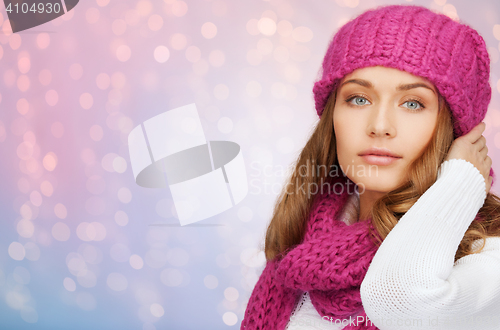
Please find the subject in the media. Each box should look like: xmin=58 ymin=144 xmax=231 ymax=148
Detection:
xmin=1 ymin=0 xmax=500 ymax=329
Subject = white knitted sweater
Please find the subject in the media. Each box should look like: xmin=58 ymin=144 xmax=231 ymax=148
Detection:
xmin=286 ymin=159 xmax=500 ymax=330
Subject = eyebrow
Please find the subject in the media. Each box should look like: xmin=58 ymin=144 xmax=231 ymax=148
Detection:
xmin=339 ymin=79 xmax=436 ymax=95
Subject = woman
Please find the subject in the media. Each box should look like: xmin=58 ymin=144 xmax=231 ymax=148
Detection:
xmin=241 ymin=4 xmax=500 ymax=330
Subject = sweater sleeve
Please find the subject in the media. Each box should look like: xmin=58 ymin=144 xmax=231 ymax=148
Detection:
xmin=360 ymin=158 xmax=500 ymax=330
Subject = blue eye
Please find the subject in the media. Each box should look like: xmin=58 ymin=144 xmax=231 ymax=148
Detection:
xmin=345 ymin=95 xmax=426 ymax=112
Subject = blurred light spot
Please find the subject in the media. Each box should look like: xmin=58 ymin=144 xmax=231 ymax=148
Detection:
xmin=290 ymin=44 xmax=311 ymax=62
xmin=148 ymin=14 xmax=163 ymax=31
xmin=66 ymin=252 xmax=87 ymax=276
xmin=86 ymin=175 xmax=106 ymax=195
xmin=17 ymin=98 xmax=29 ymax=115
xmin=51 ymin=122 xmax=64 ymax=138
xmin=52 ymin=222 xmax=71 ymax=241
xmin=23 ymin=131 xmax=35 ymax=144
xmin=85 ymin=196 xmax=106 ymax=215
xmin=204 ymin=274 xmax=218 ymax=289
xmin=208 ymin=50 xmax=225 ymax=67
xmin=96 ymin=0 xmax=110 ymax=6
xmin=113 ymin=156 xmax=127 ymax=173
xmin=45 ymin=89 xmax=58 ymax=106
xmin=167 ymin=247 xmax=189 ymax=267
xmin=217 ymin=117 xmax=233 ymax=134
xmin=224 ymin=287 xmax=239 ymax=301
xmin=117 ymin=187 xmax=132 ymax=203
xmin=443 ymin=4 xmax=457 ymax=20
xmin=79 ymin=93 xmax=94 ymax=109
xmin=116 ymin=45 xmax=132 ymax=62
xmin=115 ymin=210 xmax=129 ymax=226
xmin=273 ymin=46 xmax=289 ymax=63
xmin=170 ymin=33 xmax=187 ymax=50
xmin=20 ymin=202 xmax=33 ymax=220
xmin=192 ymin=59 xmax=209 ymax=75
xmin=43 ymin=152 xmax=58 ymax=171
xmin=125 ymin=9 xmax=140 ymax=26
xmin=0 ymin=120 xmax=5 ymax=142
xmin=17 ymin=219 xmax=35 ymax=238
xmin=17 ymin=51 xmax=31 ymax=74
xmin=5 ymin=289 xmax=28 ymax=310
xmin=110 ymin=243 xmax=131 ymax=262
xmin=91 ymin=222 xmax=106 ymax=241
xmin=40 ymin=180 xmax=54 ymax=197
xmin=246 ymin=81 xmax=262 ymax=98
xmin=201 ymin=22 xmax=217 ymax=39
xmin=246 ymin=49 xmax=262 ymax=66
xmin=172 ymin=1 xmax=188 ymax=17
xmin=24 ymin=242 xmax=40 ymax=261
xmin=292 ymin=26 xmax=313 ymax=42
xmin=77 ymin=270 xmax=97 ymax=288
xmin=130 ymin=254 xmax=144 ymax=269
xmin=36 ymin=32 xmax=50 ymax=49
xmin=214 ymin=84 xmax=229 ymax=100
xmin=76 ymin=292 xmax=96 ymax=311
xmin=13 ymin=266 xmax=30 ymax=285
xmin=494 ymin=25 xmax=500 ymax=41
xmin=216 ymin=253 xmax=230 ymax=268
xmin=111 ymin=71 xmax=127 ymax=89
xmin=160 ymin=268 xmax=183 ymax=286
xmin=185 ymin=46 xmax=201 ymax=63
xmin=20 ymin=306 xmax=38 ymax=324
xmin=102 ymin=152 xmax=119 ymax=172
xmin=246 ymin=19 xmax=259 ymax=35
xmin=17 ymin=75 xmax=30 ymax=92
xmin=17 ymin=178 xmax=30 ymax=193
xmin=112 ymin=19 xmax=127 ymax=35
xmin=261 ymin=9 xmax=277 ymax=21
xmin=38 ymin=69 xmax=52 ymax=86
xmin=222 ymin=312 xmax=238 ymax=326
xmin=96 ymin=73 xmax=111 ymax=90
xmin=258 ymin=17 xmax=276 ymax=36
xmin=277 ymin=20 xmax=293 ymax=37
xmin=434 ymin=0 xmax=446 ymax=5
xmin=212 ymin=0 xmax=227 ymax=16
xmin=155 ymin=198 xmax=172 ymax=218
xmin=69 ymin=63 xmax=83 ymax=80
xmin=145 ymin=249 xmax=168 ymax=269
xmin=89 ymin=124 xmax=104 ymax=141
xmin=154 ymin=45 xmax=170 ymax=63
xmin=488 ymin=47 xmax=499 ymax=64
xmin=81 ymin=148 xmax=96 ymax=165
xmin=271 ymin=82 xmax=286 ymax=99
xmin=136 ymin=0 xmax=152 ymax=16
xmin=86 ymin=7 xmax=100 ymax=24
xmin=54 ymin=203 xmax=67 ymax=219
xmin=107 ymin=272 xmax=128 ymax=291
xmin=17 ymin=141 xmax=33 ymax=160
xmin=237 ymin=206 xmax=253 ymax=222
xmin=6 ymin=33 xmax=21 ymax=50
xmin=8 ymin=242 xmax=25 ymax=260
xmin=257 ymin=38 xmax=273 ymax=55
xmin=11 ymin=117 xmax=28 ymax=136
xmin=284 ymin=64 xmax=301 ymax=83
xmin=63 ymin=277 xmax=76 ymax=292
xmin=150 ymin=303 xmax=164 ymax=317
xmin=240 ymin=248 xmax=266 ymax=268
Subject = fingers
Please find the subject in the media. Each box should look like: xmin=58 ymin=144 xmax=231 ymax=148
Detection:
xmin=466 ymin=122 xmax=486 ymax=144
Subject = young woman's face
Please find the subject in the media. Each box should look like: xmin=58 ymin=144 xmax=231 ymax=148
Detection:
xmin=333 ymin=65 xmax=439 ymax=197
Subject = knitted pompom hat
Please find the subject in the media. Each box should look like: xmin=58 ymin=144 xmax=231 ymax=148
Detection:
xmin=313 ymin=4 xmax=495 ymax=186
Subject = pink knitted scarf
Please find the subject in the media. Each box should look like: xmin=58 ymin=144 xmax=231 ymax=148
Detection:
xmin=241 ymin=176 xmax=381 ymax=330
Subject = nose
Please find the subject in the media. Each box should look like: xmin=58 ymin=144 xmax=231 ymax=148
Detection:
xmin=366 ymin=105 xmax=396 ymax=137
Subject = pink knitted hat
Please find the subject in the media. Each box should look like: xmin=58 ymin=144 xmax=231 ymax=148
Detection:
xmin=313 ymin=4 xmax=495 ymax=186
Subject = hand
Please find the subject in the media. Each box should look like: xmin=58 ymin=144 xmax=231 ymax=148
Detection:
xmin=445 ymin=122 xmax=492 ymax=194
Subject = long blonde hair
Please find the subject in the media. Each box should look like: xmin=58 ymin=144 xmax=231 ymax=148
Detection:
xmin=264 ymin=88 xmax=500 ymax=263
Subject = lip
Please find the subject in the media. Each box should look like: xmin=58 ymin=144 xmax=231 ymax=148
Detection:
xmin=360 ymin=154 xmax=401 ymax=165
xmin=358 ymin=147 xmax=402 ymax=158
